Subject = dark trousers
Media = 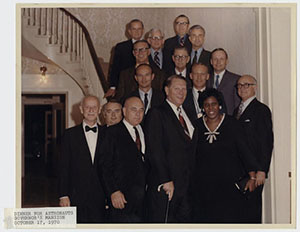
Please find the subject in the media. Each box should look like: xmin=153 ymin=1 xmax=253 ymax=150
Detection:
xmin=76 ymin=204 xmax=106 ymax=223
xmin=146 ymin=186 xmax=191 ymax=223
xmin=243 ymin=185 xmax=264 ymax=223
xmin=108 ymin=186 xmax=146 ymax=223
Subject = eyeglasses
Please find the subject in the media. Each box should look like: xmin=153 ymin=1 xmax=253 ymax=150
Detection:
xmin=173 ymin=55 xmax=189 ymax=60
xmin=149 ymin=36 xmax=163 ymax=40
xmin=175 ymin=22 xmax=189 ymax=25
xmin=133 ymin=47 xmax=149 ymax=53
xmin=236 ymin=83 xmax=256 ymax=89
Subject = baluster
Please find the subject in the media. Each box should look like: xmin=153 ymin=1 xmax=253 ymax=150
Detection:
xmin=29 ymin=8 xmax=34 ymax=26
xmin=78 ymin=27 xmax=82 ymax=59
xmin=40 ymin=8 xmax=45 ymax=35
xmin=36 ymin=8 xmax=40 ymax=29
xmin=57 ymin=9 xmax=63 ymax=52
xmin=72 ymin=20 xmax=76 ymax=61
xmin=52 ymin=8 xmax=58 ymax=44
xmin=46 ymin=8 xmax=52 ymax=43
xmin=24 ymin=8 xmax=30 ymax=25
xmin=68 ymin=16 xmax=72 ymax=57
xmin=62 ymin=13 xmax=68 ymax=53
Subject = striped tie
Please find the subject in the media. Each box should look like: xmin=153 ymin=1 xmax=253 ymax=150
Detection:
xmin=154 ymin=51 xmax=160 ymax=68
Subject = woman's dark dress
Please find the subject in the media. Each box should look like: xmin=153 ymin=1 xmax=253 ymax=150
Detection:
xmin=191 ymin=115 xmax=258 ymax=223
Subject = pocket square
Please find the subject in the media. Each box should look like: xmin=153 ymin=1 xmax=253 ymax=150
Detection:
xmin=244 ymin=119 xmax=251 ymax=122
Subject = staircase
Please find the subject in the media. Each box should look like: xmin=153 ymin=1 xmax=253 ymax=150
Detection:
xmin=21 ymin=8 xmax=108 ymax=100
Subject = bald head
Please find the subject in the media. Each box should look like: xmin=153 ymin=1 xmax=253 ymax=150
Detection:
xmin=123 ymin=97 xmax=145 ymax=126
xmin=237 ymin=75 xmax=257 ymax=102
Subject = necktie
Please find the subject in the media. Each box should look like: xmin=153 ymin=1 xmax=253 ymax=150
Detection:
xmin=179 ymin=72 xmax=183 ymax=77
xmin=236 ymin=102 xmax=244 ymax=119
xmin=177 ymin=107 xmax=190 ymax=138
xmin=197 ymin=90 xmax=202 ymax=108
xmin=85 ymin=125 xmax=97 ymax=133
xmin=192 ymin=50 xmax=198 ymax=64
xmin=144 ymin=93 xmax=149 ymax=111
xmin=154 ymin=51 xmax=160 ymax=68
xmin=215 ymin=74 xmax=220 ymax=89
xmin=133 ymin=126 xmax=142 ymax=152
xmin=179 ymin=36 xmax=185 ymax=46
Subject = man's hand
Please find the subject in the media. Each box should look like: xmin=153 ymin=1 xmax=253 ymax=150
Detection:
xmin=104 ymin=89 xmax=116 ymax=98
xmin=59 ymin=197 xmax=70 ymax=207
xmin=255 ymin=171 xmax=266 ymax=187
xmin=245 ymin=179 xmax=256 ymax=192
xmin=162 ymin=181 xmax=174 ymax=201
xmin=111 ymin=191 xmax=127 ymax=209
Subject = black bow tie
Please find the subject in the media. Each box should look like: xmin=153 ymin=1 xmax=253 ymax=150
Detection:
xmin=85 ymin=125 xmax=97 ymax=133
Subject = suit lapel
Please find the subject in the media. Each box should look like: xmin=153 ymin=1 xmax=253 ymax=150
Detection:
xmin=163 ymin=102 xmax=192 ymax=142
xmin=77 ymin=124 xmax=94 ymax=165
xmin=239 ymin=98 xmax=257 ymax=120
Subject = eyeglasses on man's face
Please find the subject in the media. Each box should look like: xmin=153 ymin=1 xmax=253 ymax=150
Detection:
xmin=236 ymin=83 xmax=256 ymax=89
xmin=149 ymin=36 xmax=163 ymax=40
xmin=173 ymin=55 xmax=189 ymax=60
xmin=133 ymin=47 xmax=149 ymax=53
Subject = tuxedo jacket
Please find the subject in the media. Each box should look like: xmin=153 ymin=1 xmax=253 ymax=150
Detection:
xmin=208 ymin=70 xmax=241 ymax=115
xmin=109 ymin=39 xmax=135 ymax=88
xmin=189 ymin=48 xmax=212 ymax=74
xmin=163 ymin=34 xmax=192 ymax=74
xmin=100 ymin=122 xmax=146 ymax=201
xmin=115 ymin=64 xmax=166 ymax=103
xmin=59 ymin=124 xmax=106 ymax=222
xmin=145 ymin=101 xmax=198 ymax=197
xmin=166 ymin=67 xmax=192 ymax=89
xmin=233 ymin=98 xmax=274 ymax=177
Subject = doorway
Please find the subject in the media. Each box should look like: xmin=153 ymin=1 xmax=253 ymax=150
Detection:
xmin=22 ymin=93 xmax=66 ymax=207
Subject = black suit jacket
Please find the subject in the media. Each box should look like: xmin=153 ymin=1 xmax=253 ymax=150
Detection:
xmin=145 ymin=101 xmax=198 ymax=196
xmin=59 ymin=124 xmax=106 ymax=222
xmin=100 ymin=122 xmax=146 ymax=199
xmin=233 ymin=98 xmax=274 ymax=177
xmin=163 ymin=34 xmax=192 ymax=74
xmin=189 ymin=48 xmax=212 ymax=73
xmin=115 ymin=64 xmax=166 ymax=102
xmin=208 ymin=70 xmax=241 ymax=115
xmin=109 ymin=39 xmax=135 ymax=88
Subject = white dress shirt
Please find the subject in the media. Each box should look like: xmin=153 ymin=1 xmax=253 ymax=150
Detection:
xmin=240 ymin=96 xmax=256 ymax=114
xmin=166 ymin=99 xmax=194 ymax=138
xmin=192 ymin=86 xmax=206 ymax=117
xmin=175 ymin=68 xmax=187 ymax=78
xmin=139 ymin=88 xmax=153 ymax=114
xmin=123 ymin=119 xmax=145 ymax=154
xmin=82 ymin=121 xmax=98 ymax=164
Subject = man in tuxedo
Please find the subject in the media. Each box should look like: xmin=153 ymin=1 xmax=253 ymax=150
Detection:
xmin=145 ymin=75 xmax=198 ymax=222
xmin=188 ymin=25 xmax=212 ymax=73
xmin=100 ymin=97 xmax=147 ymax=222
xmin=101 ymin=99 xmax=123 ymax=126
xmin=163 ymin=15 xmax=192 ymax=74
xmin=207 ymin=48 xmax=241 ymax=115
xmin=59 ymin=95 xmax=106 ymax=223
xmin=105 ymin=19 xmax=144 ymax=98
xmin=234 ymin=75 xmax=274 ymax=223
xmin=115 ymin=40 xmax=165 ymax=102
xmin=128 ymin=64 xmax=165 ymax=115
xmin=147 ymin=28 xmax=165 ymax=71
xmin=183 ymin=63 xmax=210 ymax=122
xmin=166 ymin=45 xmax=192 ymax=88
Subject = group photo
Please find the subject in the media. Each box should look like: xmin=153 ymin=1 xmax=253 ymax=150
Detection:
xmin=18 ymin=3 xmax=296 ymax=228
